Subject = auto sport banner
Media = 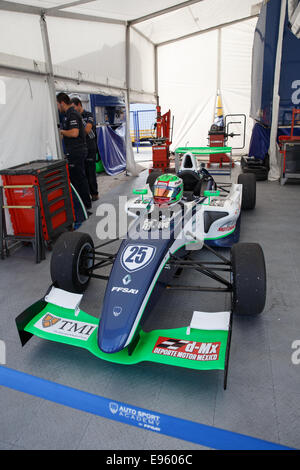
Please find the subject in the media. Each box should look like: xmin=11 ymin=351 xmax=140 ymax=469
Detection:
xmin=251 ymin=0 xmax=300 ymax=127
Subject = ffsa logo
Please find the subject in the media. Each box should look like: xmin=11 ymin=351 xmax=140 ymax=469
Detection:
xmin=0 ymin=340 xmax=6 ymax=364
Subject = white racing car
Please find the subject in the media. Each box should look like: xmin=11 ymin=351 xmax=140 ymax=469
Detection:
xmin=16 ymin=149 xmax=266 ymax=389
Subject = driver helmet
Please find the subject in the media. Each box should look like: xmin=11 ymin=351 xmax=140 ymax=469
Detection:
xmin=153 ymin=173 xmax=183 ymax=206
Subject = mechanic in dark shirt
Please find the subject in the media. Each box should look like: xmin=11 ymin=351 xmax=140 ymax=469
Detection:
xmin=71 ymin=97 xmax=99 ymax=201
xmin=56 ymin=93 xmax=91 ymax=213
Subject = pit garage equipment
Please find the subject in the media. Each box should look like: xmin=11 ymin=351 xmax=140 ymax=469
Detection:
xmin=0 ymin=160 xmax=75 ymax=262
xmin=149 ymin=105 xmax=174 ymax=173
xmin=279 ymin=108 xmax=300 ymax=185
xmin=207 ymin=114 xmax=246 ymax=169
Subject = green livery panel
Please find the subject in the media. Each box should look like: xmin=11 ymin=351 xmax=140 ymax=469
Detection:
xmin=24 ymin=303 xmax=229 ymax=371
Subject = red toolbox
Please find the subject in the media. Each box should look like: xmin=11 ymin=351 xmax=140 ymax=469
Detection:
xmin=0 ymin=160 xmax=75 ymax=244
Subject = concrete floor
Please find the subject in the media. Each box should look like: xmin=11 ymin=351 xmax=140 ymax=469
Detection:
xmin=0 ymin=161 xmax=300 ymax=450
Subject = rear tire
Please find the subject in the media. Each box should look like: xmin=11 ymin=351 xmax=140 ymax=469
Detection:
xmin=238 ymin=173 xmax=256 ymax=210
xmin=231 ymin=242 xmax=266 ymax=315
xmin=50 ymin=231 xmax=94 ymax=293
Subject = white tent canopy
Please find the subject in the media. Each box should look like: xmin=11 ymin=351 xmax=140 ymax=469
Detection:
xmin=0 ymin=0 xmax=265 ymax=173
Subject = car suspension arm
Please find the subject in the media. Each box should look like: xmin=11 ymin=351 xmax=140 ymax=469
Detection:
xmin=94 ymin=237 xmax=119 ymax=250
xmin=166 ymin=285 xmax=231 ymax=293
xmin=169 ymin=253 xmax=232 ymax=288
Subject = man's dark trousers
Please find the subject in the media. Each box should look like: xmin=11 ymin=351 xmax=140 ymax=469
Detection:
xmin=67 ymin=150 xmax=91 ymax=210
xmin=85 ymin=147 xmax=98 ymax=197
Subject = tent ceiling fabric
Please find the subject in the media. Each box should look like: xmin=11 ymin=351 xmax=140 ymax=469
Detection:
xmin=0 ymin=0 xmax=264 ymax=172
xmin=1 ymin=0 xmax=261 ymax=45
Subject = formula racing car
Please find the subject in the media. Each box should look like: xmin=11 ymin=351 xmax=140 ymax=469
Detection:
xmin=16 ymin=150 xmax=266 ymax=389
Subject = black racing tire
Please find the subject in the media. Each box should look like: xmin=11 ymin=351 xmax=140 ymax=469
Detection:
xmin=243 ymin=168 xmax=268 ymax=181
xmin=238 ymin=173 xmax=256 ymax=210
xmin=231 ymin=242 xmax=266 ymax=316
xmin=50 ymin=231 xmax=95 ymax=293
xmin=146 ymin=170 xmax=161 ymax=193
xmin=241 ymin=155 xmax=269 ymax=181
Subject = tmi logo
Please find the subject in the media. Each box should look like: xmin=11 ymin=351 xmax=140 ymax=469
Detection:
xmin=0 ymin=340 xmax=6 ymax=364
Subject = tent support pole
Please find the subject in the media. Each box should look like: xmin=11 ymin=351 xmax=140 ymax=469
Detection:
xmin=40 ymin=13 xmax=63 ymax=160
xmin=130 ymin=0 xmax=203 ymax=26
xmin=213 ymin=29 xmax=222 ymax=123
xmin=125 ymin=22 xmax=137 ymax=176
xmin=157 ymin=14 xmax=259 ymax=48
xmin=268 ymin=0 xmax=287 ymax=181
xmin=154 ymin=45 xmax=159 ymax=106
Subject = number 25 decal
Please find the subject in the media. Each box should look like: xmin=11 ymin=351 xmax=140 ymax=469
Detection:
xmin=121 ymin=245 xmax=156 ymax=272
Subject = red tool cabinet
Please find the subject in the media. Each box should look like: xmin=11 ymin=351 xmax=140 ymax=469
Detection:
xmin=0 ymin=160 xmax=75 ymax=259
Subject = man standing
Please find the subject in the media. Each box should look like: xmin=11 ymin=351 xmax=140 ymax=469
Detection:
xmin=56 ymin=92 xmax=91 ymax=213
xmin=71 ymin=97 xmax=99 ymax=201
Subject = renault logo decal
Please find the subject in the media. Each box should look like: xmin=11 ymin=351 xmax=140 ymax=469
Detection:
xmin=122 ymin=274 xmax=132 ymax=285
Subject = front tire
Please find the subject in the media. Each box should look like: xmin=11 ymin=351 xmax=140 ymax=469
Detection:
xmin=50 ymin=231 xmax=95 ymax=293
xmin=231 ymin=242 xmax=266 ymax=315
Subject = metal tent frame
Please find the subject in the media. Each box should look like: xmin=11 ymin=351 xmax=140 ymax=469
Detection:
xmin=0 ymin=0 xmax=263 ymax=173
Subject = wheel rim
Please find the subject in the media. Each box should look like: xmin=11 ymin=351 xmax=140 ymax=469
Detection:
xmin=77 ymin=242 xmax=94 ymax=284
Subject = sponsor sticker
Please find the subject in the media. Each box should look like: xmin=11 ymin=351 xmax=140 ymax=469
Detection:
xmin=111 ymin=286 xmax=139 ymax=295
xmin=34 ymin=314 xmax=97 ymax=341
xmin=152 ymin=337 xmax=221 ymax=362
xmin=121 ymin=245 xmax=156 ymax=272
xmin=218 ymin=223 xmax=236 ymax=232
xmin=108 ymin=402 xmax=161 ymax=432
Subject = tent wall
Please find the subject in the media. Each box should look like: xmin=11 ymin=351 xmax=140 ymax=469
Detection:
xmin=0 ymin=75 xmax=56 ymax=170
xmin=0 ymin=9 xmax=155 ymax=173
xmin=0 ymin=2 xmax=262 ymax=170
xmin=129 ymin=28 xmax=156 ymax=104
xmin=0 ymin=11 xmax=45 ymax=64
xmin=0 ymin=10 xmax=156 ymax=100
xmin=157 ymin=17 xmax=257 ymax=153
xmin=157 ymin=30 xmax=218 ymax=150
xmin=219 ymin=18 xmax=258 ymax=153
xmin=47 ymin=16 xmax=127 ymax=92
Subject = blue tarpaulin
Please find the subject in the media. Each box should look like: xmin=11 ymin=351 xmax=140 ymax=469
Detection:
xmin=97 ymin=125 xmax=126 ymax=176
xmin=251 ymin=0 xmax=300 ymax=128
xmin=248 ymin=124 xmax=270 ymax=160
